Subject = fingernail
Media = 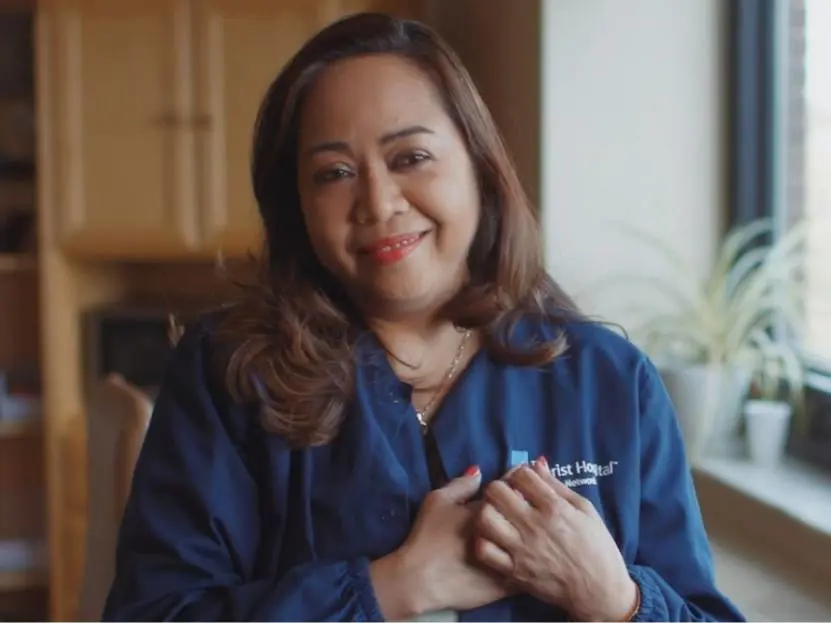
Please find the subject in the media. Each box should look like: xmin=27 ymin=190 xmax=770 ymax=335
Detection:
xmin=464 ymin=465 xmax=480 ymax=477
xmin=536 ymin=456 xmax=548 ymax=468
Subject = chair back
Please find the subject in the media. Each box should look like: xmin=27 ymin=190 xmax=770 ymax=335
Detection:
xmin=77 ymin=374 xmax=153 ymax=622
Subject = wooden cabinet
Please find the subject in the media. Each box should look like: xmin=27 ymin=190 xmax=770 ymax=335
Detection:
xmin=193 ymin=0 xmax=341 ymax=258
xmin=341 ymin=0 xmax=422 ymax=18
xmin=44 ymin=0 xmax=421 ymax=261
xmin=51 ymin=0 xmax=200 ymax=258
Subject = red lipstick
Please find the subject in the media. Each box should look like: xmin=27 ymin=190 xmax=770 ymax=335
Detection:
xmin=359 ymin=232 xmax=427 ymax=265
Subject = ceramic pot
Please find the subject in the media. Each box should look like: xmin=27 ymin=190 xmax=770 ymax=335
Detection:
xmin=744 ymin=399 xmax=792 ymax=467
xmin=660 ymin=363 xmax=750 ymax=462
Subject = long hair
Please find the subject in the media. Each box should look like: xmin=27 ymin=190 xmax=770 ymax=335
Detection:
xmin=215 ymin=12 xmax=585 ymax=447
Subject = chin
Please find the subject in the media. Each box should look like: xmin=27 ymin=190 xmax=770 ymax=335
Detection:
xmin=372 ymin=283 xmax=435 ymax=305
xmin=366 ymin=277 xmax=457 ymax=313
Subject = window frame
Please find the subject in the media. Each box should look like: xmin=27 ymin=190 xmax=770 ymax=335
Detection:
xmin=729 ymin=0 xmax=831 ymax=470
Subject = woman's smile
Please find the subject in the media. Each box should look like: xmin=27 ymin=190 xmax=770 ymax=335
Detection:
xmin=358 ymin=230 xmax=430 ymax=266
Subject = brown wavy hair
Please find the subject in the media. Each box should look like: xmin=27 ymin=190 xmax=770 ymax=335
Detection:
xmin=215 ymin=12 xmax=585 ymax=447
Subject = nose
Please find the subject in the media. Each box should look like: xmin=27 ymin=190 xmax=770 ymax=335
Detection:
xmin=353 ymin=164 xmax=406 ymax=224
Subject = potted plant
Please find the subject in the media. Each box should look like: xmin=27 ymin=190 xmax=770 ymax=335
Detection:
xmin=598 ymin=218 xmax=807 ymax=463
xmin=742 ymin=329 xmax=805 ymax=467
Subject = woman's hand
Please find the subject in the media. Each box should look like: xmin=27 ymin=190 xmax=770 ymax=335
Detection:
xmin=370 ymin=467 xmax=515 ymax=619
xmin=473 ymin=459 xmax=639 ymax=621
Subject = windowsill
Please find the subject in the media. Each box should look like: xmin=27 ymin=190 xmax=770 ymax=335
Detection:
xmin=693 ymin=454 xmax=831 ymax=601
xmin=696 ymin=455 xmax=831 ymax=537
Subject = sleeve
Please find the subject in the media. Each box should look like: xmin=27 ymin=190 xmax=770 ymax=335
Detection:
xmin=627 ymin=358 xmax=746 ymax=622
xmin=102 ymin=321 xmax=384 ymax=622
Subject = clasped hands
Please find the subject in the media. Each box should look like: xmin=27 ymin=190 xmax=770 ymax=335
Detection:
xmin=377 ymin=458 xmax=640 ymax=621
xmin=472 ymin=458 xmax=639 ymax=621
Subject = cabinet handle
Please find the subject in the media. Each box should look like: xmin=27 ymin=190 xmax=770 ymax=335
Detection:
xmin=150 ymin=112 xmax=184 ymax=127
xmin=192 ymin=114 xmax=213 ymax=129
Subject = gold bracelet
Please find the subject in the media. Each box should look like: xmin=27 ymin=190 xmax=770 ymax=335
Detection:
xmin=622 ymin=582 xmax=642 ymax=621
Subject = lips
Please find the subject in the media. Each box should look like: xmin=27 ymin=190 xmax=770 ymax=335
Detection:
xmin=358 ymin=231 xmax=428 ymax=265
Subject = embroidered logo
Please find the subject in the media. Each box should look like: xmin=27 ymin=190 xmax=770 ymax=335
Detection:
xmin=508 ymin=451 xmax=618 ymax=489
xmin=550 ymin=460 xmax=618 ymax=488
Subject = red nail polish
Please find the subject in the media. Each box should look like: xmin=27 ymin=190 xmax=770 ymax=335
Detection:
xmin=464 ymin=465 xmax=480 ymax=477
xmin=537 ymin=456 xmax=548 ymax=468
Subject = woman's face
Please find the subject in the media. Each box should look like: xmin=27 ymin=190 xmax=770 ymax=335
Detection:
xmin=296 ymin=53 xmax=480 ymax=317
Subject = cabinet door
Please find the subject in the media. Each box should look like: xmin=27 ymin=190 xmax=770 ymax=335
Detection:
xmin=51 ymin=0 xmax=199 ymax=259
xmin=193 ymin=0 xmax=342 ymax=259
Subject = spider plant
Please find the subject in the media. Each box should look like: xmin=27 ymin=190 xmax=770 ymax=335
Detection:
xmin=613 ymin=217 xmax=808 ymax=368
xmin=593 ymin=217 xmax=809 ymax=458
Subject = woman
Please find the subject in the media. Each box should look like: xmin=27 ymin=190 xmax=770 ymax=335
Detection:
xmin=103 ymin=12 xmax=744 ymax=622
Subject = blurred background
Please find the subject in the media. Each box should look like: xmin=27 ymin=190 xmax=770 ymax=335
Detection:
xmin=0 ymin=0 xmax=829 ymax=620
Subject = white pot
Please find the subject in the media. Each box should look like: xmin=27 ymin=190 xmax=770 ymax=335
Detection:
xmin=744 ymin=399 xmax=792 ymax=467
xmin=660 ymin=363 xmax=750 ymax=463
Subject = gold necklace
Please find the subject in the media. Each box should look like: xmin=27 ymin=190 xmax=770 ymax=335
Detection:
xmin=414 ymin=329 xmax=472 ymax=434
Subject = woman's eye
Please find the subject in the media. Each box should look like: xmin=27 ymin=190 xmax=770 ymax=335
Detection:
xmin=392 ymin=151 xmax=431 ymax=169
xmin=313 ymin=167 xmax=352 ymax=184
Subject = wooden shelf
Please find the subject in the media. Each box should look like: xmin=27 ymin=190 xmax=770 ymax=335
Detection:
xmin=0 ymin=254 xmax=37 ymax=273
xmin=0 ymin=568 xmax=47 ymax=592
xmin=0 ymin=419 xmax=41 ymax=439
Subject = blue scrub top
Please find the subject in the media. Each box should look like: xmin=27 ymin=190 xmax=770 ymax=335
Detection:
xmin=103 ymin=313 xmax=745 ymax=622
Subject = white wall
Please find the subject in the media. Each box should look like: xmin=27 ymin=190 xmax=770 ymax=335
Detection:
xmin=540 ymin=0 xmax=728 ymax=330
xmin=428 ymin=0 xmax=728 ymax=334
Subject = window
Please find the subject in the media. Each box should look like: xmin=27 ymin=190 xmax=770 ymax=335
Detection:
xmin=785 ymin=0 xmax=831 ymax=468
xmin=796 ymin=0 xmax=831 ymax=369
xmin=731 ymin=0 xmax=831 ymax=469
xmin=789 ymin=0 xmax=831 ymax=469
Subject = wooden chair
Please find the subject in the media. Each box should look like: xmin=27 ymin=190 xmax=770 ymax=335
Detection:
xmin=77 ymin=374 xmax=153 ymax=622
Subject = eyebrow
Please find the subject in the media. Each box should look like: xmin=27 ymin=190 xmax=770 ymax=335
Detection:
xmin=304 ymin=125 xmax=434 ymax=157
xmin=380 ymin=125 xmax=434 ymax=144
